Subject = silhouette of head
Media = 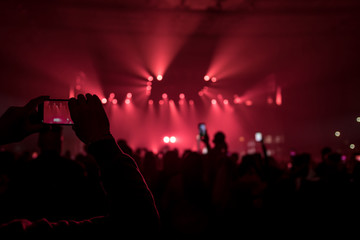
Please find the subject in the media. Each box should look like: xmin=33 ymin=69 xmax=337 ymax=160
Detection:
xmin=212 ymin=131 xmax=228 ymax=153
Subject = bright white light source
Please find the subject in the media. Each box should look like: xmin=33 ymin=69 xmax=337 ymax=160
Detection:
xmin=170 ymin=136 xmax=176 ymax=143
xmin=163 ymin=136 xmax=170 ymax=143
xmin=335 ymin=131 xmax=341 ymax=137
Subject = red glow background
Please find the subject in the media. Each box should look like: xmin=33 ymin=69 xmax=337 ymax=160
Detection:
xmin=0 ymin=0 xmax=360 ymax=162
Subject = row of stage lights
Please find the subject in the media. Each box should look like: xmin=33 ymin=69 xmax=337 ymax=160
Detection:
xmin=100 ymin=92 xmax=262 ymax=106
xmin=100 ymin=74 xmax=279 ymax=106
xmin=101 ymin=92 xmax=236 ymax=106
xmin=145 ymin=74 xmax=216 ymax=83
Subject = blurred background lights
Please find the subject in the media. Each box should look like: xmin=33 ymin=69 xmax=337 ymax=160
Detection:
xmin=357 ymin=117 xmax=360 ymax=122
xmin=101 ymin=98 xmax=107 ymax=104
xmin=162 ymin=93 xmax=168 ymax=99
xmin=147 ymin=76 xmax=153 ymax=81
xmin=211 ymin=99 xmax=217 ymax=105
xmin=179 ymin=93 xmax=185 ymax=99
xmin=112 ymin=99 xmax=118 ymax=105
xmin=126 ymin=92 xmax=132 ymax=99
xmin=350 ymin=144 xmax=356 ymax=149
xmin=204 ymin=75 xmax=210 ymax=81
xmin=125 ymin=99 xmax=131 ymax=104
xmin=335 ymin=131 xmax=341 ymax=137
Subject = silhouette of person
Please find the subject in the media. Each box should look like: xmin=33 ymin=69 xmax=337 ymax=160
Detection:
xmin=0 ymin=94 xmax=160 ymax=237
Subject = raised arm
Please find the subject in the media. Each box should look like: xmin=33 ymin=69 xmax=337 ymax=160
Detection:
xmin=68 ymin=94 xmax=160 ymax=235
xmin=0 ymin=94 xmax=160 ymax=237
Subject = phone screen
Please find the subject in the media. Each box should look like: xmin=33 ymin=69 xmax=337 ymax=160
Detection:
xmin=42 ymin=100 xmax=73 ymax=125
xmin=255 ymin=132 xmax=263 ymax=142
xmin=198 ymin=123 xmax=206 ymax=137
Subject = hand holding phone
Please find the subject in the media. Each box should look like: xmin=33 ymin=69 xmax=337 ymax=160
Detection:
xmin=68 ymin=94 xmax=111 ymax=144
xmin=198 ymin=123 xmax=206 ymax=137
xmin=0 ymin=96 xmax=49 ymax=145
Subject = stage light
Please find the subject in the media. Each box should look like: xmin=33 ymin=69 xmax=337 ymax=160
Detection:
xmin=179 ymin=100 xmax=184 ymax=105
xmin=125 ymin=99 xmax=131 ymax=104
xmin=179 ymin=93 xmax=185 ymax=99
xmin=357 ymin=117 xmax=360 ymax=123
xmin=146 ymin=86 xmax=152 ymax=91
xmin=234 ymin=95 xmax=242 ymax=104
xmin=101 ymin=98 xmax=108 ymax=104
xmin=245 ymin=100 xmax=253 ymax=106
xmin=112 ymin=99 xmax=118 ymax=105
xmin=204 ymin=75 xmax=210 ymax=81
xmin=146 ymin=81 xmax=152 ymax=86
xmin=223 ymin=99 xmax=229 ymax=105
xmin=159 ymin=100 xmax=164 ymax=105
xmin=147 ymin=76 xmax=153 ymax=81
xmin=198 ymin=91 xmax=204 ymax=97
xmin=126 ymin=93 xmax=132 ymax=99
xmin=109 ymin=93 xmax=115 ymax=99
xmin=163 ymin=136 xmax=170 ymax=143
xmin=148 ymin=99 xmax=154 ymax=105
xmin=211 ymin=99 xmax=217 ymax=105
xmin=162 ymin=93 xmax=168 ymax=99
xmin=170 ymin=136 xmax=176 ymax=143
xmin=189 ymin=100 xmax=194 ymax=105
xmin=157 ymin=75 xmax=163 ymax=81
xmin=169 ymin=99 xmax=174 ymax=104
xmin=350 ymin=144 xmax=356 ymax=150
xmin=276 ymin=86 xmax=282 ymax=106
xmin=335 ymin=131 xmax=340 ymax=137
xmin=211 ymin=77 xmax=217 ymax=83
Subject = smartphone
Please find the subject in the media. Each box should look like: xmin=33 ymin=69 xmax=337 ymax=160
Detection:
xmin=255 ymin=132 xmax=263 ymax=142
xmin=39 ymin=99 xmax=73 ymax=125
xmin=198 ymin=123 xmax=206 ymax=137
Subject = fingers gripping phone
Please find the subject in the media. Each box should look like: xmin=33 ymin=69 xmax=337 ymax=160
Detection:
xmin=39 ymin=99 xmax=74 ymax=125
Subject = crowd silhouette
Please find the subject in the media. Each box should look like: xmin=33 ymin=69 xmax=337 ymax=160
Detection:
xmin=0 ymin=94 xmax=359 ymax=236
